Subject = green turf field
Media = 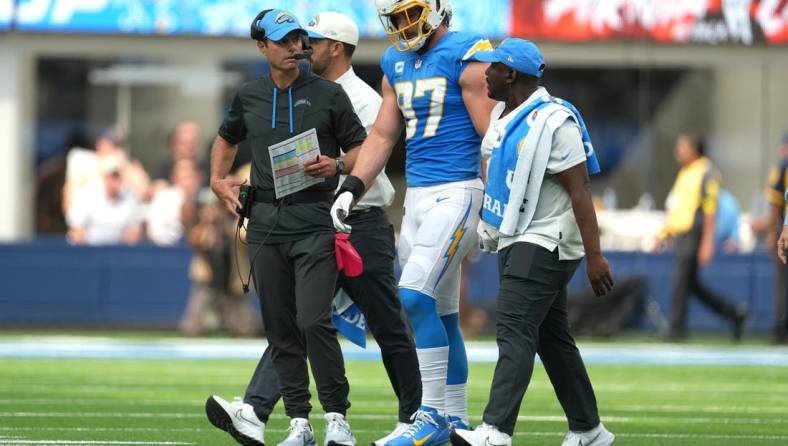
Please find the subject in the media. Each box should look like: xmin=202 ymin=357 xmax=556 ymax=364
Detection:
xmin=1 ymin=358 xmax=787 ymax=446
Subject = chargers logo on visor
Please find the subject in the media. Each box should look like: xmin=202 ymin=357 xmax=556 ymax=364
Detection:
xmin=276 ymin=13 xmax=295 ymax=24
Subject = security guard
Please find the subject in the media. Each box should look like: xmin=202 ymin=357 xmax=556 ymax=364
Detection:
xmin=206 ymin=12 xmax=422 ymax=446
xmin=659 ymin=133 xmax=748 ymax=342
xmin=206 ymin=9 xmax=366 ymax=446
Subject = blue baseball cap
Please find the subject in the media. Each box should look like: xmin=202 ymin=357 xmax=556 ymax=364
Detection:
xmin=255 ymin=9 xmax=306 ymax=42
xmin=469 ymin=38 xmax=545 ymax=79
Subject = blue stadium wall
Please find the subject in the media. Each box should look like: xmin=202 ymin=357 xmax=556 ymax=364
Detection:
xmin=0 ymin=241 xmax=776 ymax=333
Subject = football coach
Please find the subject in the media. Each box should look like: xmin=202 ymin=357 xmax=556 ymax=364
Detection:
xmin=207 ymin=8 xmax=367 ymax=445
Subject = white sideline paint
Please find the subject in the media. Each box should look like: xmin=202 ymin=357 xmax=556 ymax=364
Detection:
xmin=1 ymin=338 xmax=787 ymax=366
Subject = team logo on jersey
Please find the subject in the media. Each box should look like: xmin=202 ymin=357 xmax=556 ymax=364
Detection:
xmin=462 ymin=39 xmax=494 ymax=61
xmin=415 ymin=59 xmax=422 ymax=69
xmin=395 ymin=61 xmax=405 ymax=75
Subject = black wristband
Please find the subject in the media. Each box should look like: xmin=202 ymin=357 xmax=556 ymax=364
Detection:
xmin=337 ymin=175 xmax=365 ymax=201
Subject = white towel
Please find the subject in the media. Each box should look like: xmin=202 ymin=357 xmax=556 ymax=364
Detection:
xmin=498 ymin=104 xmax=572 ymax=237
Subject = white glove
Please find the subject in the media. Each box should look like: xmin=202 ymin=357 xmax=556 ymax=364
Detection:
xmin=331 ymin=191 xmax=354 ymax=233
xmin=477 ymin=220 xmax=500 ymax=253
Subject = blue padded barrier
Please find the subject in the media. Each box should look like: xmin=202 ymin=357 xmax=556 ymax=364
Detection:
xmin=0 ymin=241 xmax=777 ymax=332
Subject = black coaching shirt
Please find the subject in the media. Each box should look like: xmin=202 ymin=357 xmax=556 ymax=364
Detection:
xmin=219 ymin=70 xmax=367 ymax=243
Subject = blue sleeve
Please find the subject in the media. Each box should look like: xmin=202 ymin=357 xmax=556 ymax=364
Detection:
xmin=456 ymin=32 xmax=493 ymax=79
xmin=380 ymin=48 xmax=395 ymax=84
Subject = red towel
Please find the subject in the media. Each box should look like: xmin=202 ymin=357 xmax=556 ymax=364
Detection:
xmin=335 ymin=233 xmax=363 ymax=277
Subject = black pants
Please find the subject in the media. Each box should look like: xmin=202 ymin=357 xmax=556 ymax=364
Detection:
xmin=668 ymin=230 xmax=738 ymax=336
xmin=246 ymin=208 xmax=421 ymax=423
xmin=248 ymin=232 xmax=348 ymax=419
xmin=782 ymin=261 xmax=788 ymax=333
xmin=483 ymin=242 xmax=599 ymax=436
xmin=774 ymin=258 xmax=787 ymax=338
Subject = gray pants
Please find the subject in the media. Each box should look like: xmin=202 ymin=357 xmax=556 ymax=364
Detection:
xmin=245 ymin=209 xmax=421 ymax=423
xmin=483 ymin=242 xmax=600 ymax=436
xmin=249 ymin=232 xmax=349 ymax=419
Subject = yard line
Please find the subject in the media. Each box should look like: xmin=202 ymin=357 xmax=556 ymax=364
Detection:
xmin=2 ymin=428 xmax=787 ymax=442
xmin=0 ymin=428 xmax=213 ymax=433
xmin=3 ymin=412 xmax=787 ymax=425
xmin=518 ymin=432 xmax=788 ymax=441
xmin=0 ymin=399 xmax=202 ymax=407
xmin=0 ymin=412 xmax=202 ymax=419
xmin=0 ymin=441 xmax=192 ymax=445
xmin=606 ymin=404 xmax=788 ymax=414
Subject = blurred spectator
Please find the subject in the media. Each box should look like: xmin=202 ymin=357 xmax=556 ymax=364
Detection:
xmin=658 ymin=133 xmax=747 ymax=341
xmin=35 ymin=132 xmax=92 ymax=234
xmin=63 ymin=127 xmax=151 ymax=214
xmin=152 ymin=120 xmax=208 ymax=196
xmin=750 ymin=132 xmax=788 ymax=343
xmin=715 ymin=189 xmax=740 ymax=253
xmin=146 ymin=158 xmax=202 ymax=245
xmin=66 ymin=155 xmax=144 ymax=245
xmin=179 ymin=163 xmax=257 ymax=337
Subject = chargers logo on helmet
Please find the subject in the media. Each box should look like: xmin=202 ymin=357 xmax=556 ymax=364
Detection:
xmin=375 ymin=0 xmax=451 ymax=52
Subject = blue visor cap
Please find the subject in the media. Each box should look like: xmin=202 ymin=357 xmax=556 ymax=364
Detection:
xmin=258 ymin=9 xmax=307 ymax=42
xmin=469 ymin=38 xmax=545 ymax=79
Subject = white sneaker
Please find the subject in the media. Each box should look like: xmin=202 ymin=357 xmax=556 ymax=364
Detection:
xmin=324 ymin=412 xmax=356 ymax=446
xmin=205 ymin=395 xmax=265 ymax=445
xmin=561 ymin=422 xmax=615 ymax=446
xmin=278 ymin=418 xmax=317 ymax=446
xmin=450 ymin=423 xmax=511 ymax=446
xmin=373 ymin=422 xmax=409 ymax=446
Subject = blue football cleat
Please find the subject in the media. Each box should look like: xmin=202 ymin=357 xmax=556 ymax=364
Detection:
xmin=384 ymin=406 xmax=449 ymax=446
xmin=447 ymin=415 xmax=470 ymax=431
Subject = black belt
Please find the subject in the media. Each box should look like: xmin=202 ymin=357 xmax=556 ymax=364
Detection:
xmin=349 ymin=206 xmax=381 ymax=217
xmin=251 ymin=189 xmax=333 ymax=205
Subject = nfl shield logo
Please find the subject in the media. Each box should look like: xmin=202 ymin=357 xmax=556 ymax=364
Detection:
xmin=415 ymin=59 xmax=422 ymax=69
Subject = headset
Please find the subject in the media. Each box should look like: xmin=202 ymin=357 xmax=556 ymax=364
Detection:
xmin=250 ymin=8 xmax=313 ymax=58
xmin=249 ymin=9 xmax=273 ymax=41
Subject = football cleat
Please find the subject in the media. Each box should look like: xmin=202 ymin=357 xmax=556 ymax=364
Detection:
xmin=384 ymin=406 xmax=449 ymax=446
xmin=560 ymin=422 xmax=615 ymax=446
xmin=447 ymin=416 xmax=470 ymax=431
xmin=450 ymin=423 xmax=511 ymax=446
xmin=205 ymin=395 xmax=265 ymax=446
xmin=324 ymin=412 xmax=356 ymax=446
xmin=278 ymin=418 xmax=317 ymax=446
xmin=372 ymin=422 xmax=410 ymax=446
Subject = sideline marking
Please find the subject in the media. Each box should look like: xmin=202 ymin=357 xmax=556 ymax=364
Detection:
xmin=1 ymin=338 xmax=787 ymax=366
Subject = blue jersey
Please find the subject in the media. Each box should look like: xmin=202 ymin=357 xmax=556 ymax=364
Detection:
xmin=381 ymin=32 xmax=492 ymax=187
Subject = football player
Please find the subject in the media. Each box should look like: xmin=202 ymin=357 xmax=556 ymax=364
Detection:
xmin=331 ymin=1 xmax=496 ymax=445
